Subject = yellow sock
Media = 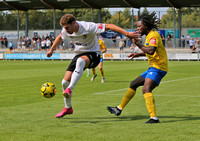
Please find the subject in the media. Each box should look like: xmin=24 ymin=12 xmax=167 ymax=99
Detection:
xmin=144 ymin=93 xmax=157 ymax=118
xmin=91 ymin=68 xmax=96 ymax=75
xmin=99 ymin=69 xmax=104 ymax=77
xmin=118 ymin=88 xmax=136 ymax=110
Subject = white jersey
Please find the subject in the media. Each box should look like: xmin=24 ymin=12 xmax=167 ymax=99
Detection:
xmin=60 ymin=21 xmax=105 ymax=54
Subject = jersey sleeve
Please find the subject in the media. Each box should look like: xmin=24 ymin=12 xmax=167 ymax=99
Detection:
xmin=60 ymin=27 xmax=67 ymax=40
xmin=149 ymin=36 xmax=159 ymax=47
xmin=88 ymin=23 xmax=105 ymax=34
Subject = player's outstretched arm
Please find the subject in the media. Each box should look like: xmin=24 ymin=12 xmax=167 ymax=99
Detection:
xmin=46 ymin=34 xmax=63 ymax=57
xmin=105 ymin=24 xmax=140 ymax=39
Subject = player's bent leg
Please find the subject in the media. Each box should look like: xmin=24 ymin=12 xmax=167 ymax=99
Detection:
xmin=143 ymin=78 xmax=159 ymax=123
xmin=118 ymin=88 xmax=136 ymax=110
xmin=62 ymin=79 xmax=72 ymax=107
xmin=55 ymin=79 xmax=73 ymax=118
xmin=63 ymin=57 xmax=88 ymax=98
xmin=98 ymin=62 xmax=105 ymax=83
xmin=86 ymin=68 xmax=90 ymax=77
xmin=107 ymin=76 xmax=144 ymax=116
xmin=91 ymin=68 xmax=97 ymax=81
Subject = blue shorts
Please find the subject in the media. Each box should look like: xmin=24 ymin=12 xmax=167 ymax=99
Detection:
xmin=100 ymin=55 xmax=103 ymax=62
xmin=141 ymin=67 xmax=167 ymax=85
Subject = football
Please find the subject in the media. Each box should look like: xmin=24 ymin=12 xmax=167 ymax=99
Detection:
xmin=41 ymin=82 xmax=56 ymax=98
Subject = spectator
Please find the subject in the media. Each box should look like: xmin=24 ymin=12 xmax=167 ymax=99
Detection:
xmin=21 ymin=39 xmax=26 ymax=50
xmin=116 ymin=35 xmax=121 ymax=47
xmin=112 ymin=34 xmax=116 ymax=47
xmin=166 ymin=32 xmax=172 ymax=47
xmin=32 ymin=35 xmax=37 ymax=50
xmin=37 ymin=37 xmax=41 ymax=51
xmin=4 ymin=36 xmax=8 ymax=48
xmin=119 ymin=39 xmax=125 ymax=52
xmin=45 ymin=37 xmax=51 ymax=50
xmin=186 ymin=34 xmax=190 ymax=47
xmin=45 ymin=34 xmax=50 ymax=40
xmin=8 ymin=41 xmax=14 ymax=51
xmin=181 ymin=35 xmax=185 ymax=47
xmin=130 ymin=43 xmax=134 ymax=53
xmin=123 ymin=36 xmax=127 ymax=47
xmin=189 ymin=37 xmax=195 ymax=50
xmin=161 ymin=34 xmax=165 ymax=46
xmin=41 ymin=39 xmax=46 ymax=51
xmin=26 ymin=36 xmax=32 ymax=51
xmin=0 ymin=36 xmax=4 ymax=48
xmin=194 ymin=37 xmax=199 ymax=49
xmin=127 ymin=38 xmax=132 ymax=48
xmin=17 ymin=39 xmax=22 ymax=50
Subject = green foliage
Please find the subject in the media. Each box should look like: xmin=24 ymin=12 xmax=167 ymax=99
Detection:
xmin=105 ymin=8 xmax=136 ymax=29
xmin=160 ymin=7 xmax=200 ymax=28
xmin=0 ymin=7 xmax=200 ymax=30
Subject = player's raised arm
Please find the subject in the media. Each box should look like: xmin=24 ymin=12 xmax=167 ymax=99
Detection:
xmin=46 ymin=34 xmax=63 ymax=57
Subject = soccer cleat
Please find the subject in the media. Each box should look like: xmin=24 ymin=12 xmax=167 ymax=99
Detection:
xmin=62 ymin=88 xmax=72 ymax=99
xmin=145 ymin=118 xmax=160 ymax=124
xmin=91 ymin=74 xmax=97 ymax=82
xmin=86 ymin=74 xmax=90 ymax=77
xmin=106 ymin=106 xmax=122 ymax=116
xmin=101 ymin=77 xmax=105 ymax=83
xmin=55 ymin=107 xmax=73 ymax=118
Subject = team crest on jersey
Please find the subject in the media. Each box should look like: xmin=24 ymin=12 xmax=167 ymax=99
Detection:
xmin=150 ymin=38 xmax=156 ymax=44
xmin=98 ymin=24 xmax=103 ymax=29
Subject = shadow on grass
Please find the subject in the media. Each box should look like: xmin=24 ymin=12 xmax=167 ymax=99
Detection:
xmin=58 ymin=115 xmax=200 ymax=124
xmin=105 ymin=81 xmax=130 ymax=83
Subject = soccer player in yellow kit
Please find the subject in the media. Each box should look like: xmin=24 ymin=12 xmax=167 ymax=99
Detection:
xmin=91 ymin=36 xmax=107 ymax=83
xmin=107 ymin=11 xmax=168 ymax=124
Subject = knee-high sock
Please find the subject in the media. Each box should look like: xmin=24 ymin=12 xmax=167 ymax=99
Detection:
xmin=87 ymin=68 xmax=90 ymax=75
xmin=144 ymin=93 xmax=157 ymax=118
xmin=91 ymin=68 xmax=96 ymax=75
xmin=68 ymin=58 xmax=85 ymax=90
xmin=118 ymin=88 xmax=136 ymax=110
xmin=99 ymin=68 xmax=104 ymax=78
xmin=62 ymin=79 xmax=72 ymax=108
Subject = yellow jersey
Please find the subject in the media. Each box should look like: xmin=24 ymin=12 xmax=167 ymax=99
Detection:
xmin=98 ymin=39 xmax=106 ymax=52
xmin=144 ymin=30 xmax=168 ymax=72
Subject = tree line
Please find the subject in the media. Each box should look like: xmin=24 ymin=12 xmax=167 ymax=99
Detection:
xmin=0 ymin=7 xmax=199 ymax=30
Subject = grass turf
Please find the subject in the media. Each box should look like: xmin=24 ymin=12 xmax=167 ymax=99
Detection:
xmin=0 ymin=60 xmax=200 ymax=141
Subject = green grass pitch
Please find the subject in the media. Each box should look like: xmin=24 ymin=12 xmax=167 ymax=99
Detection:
xmin=0 ymin=60 xmax=200 ymax=141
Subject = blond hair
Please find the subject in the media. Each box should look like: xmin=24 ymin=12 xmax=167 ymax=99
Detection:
xmin=60 ymin=14 xmax=76 ymax=26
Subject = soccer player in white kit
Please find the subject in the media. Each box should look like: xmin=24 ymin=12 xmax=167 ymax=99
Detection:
xmin=46 ymin=14 xmax=139 ymax=118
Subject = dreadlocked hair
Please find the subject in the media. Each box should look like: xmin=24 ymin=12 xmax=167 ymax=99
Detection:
xmin=138 ymin=11 xmax=160 ymax=30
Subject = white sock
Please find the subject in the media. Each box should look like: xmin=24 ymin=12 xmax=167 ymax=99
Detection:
xmin=68 ymin=58 xmax=85 ymax=90
xmin=87 ymin=68 xmax=90 ymax=75
xmin=61 ymin=79 xmax=72 ymax=108
xmin=150 ymin=117 xmax=158 ymax=120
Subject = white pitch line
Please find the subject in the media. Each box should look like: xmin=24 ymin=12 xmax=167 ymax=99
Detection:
xmin=93 ymin=76 xmax=200 ymax=95
xmin=94 ymin=93 xmax=200 ymax=98
xmin=161 ymin=76 xmax=200 ymax=84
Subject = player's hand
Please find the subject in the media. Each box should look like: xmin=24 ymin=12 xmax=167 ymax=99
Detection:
xmin=127 ymin=31 xmax=140 ymax=39
xmin=128 ymin=53 xmax=140 ymax=60
xmin=46 ymin=50 xmax=53 ymax=58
